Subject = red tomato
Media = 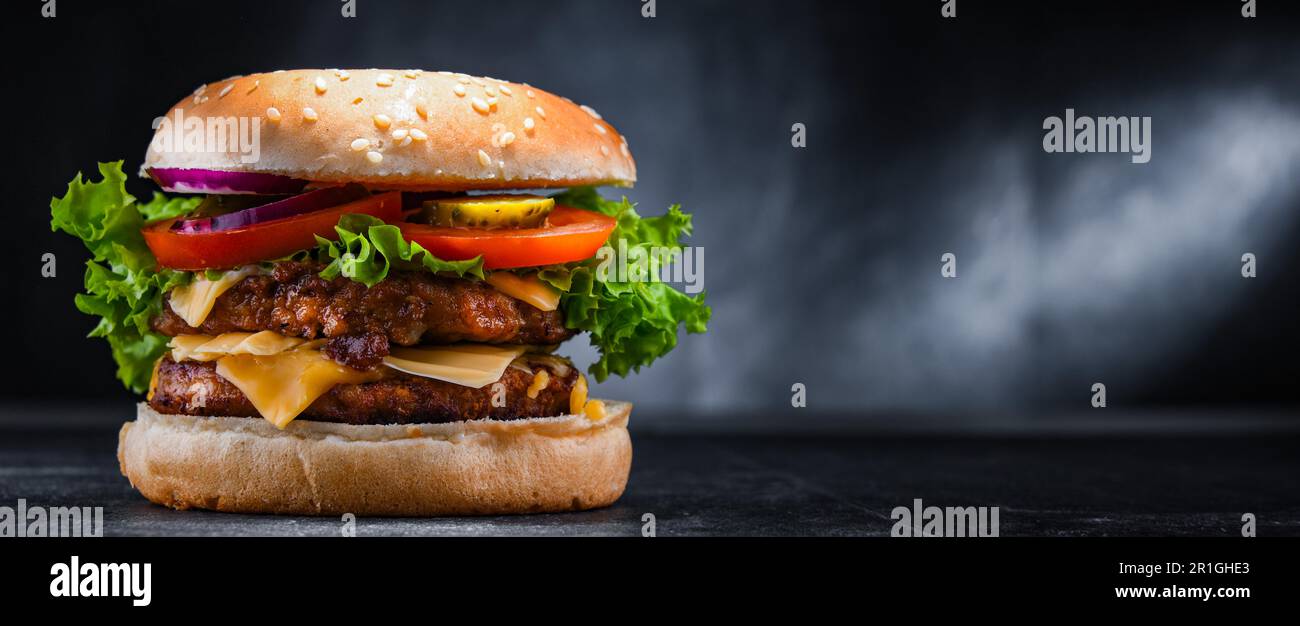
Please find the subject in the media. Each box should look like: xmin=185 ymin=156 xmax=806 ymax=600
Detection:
xmin=143 ymin=192 xmax=403 ymax=270
xmin=398 ymin=205 xmax=617 ymax=269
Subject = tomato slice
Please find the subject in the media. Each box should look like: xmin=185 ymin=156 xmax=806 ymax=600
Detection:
xmin=398 ymin=205 xmax=617 ymax=269
xmin=143 ymin=192 xmax=403 ymax=270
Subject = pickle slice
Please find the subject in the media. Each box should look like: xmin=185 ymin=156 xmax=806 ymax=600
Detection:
xmin=426 ymin=195 xmax=555 ymax=229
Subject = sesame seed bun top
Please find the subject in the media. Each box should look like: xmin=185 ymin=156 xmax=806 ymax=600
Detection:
xmin=143 ymin=69 xmax=637 ymax=191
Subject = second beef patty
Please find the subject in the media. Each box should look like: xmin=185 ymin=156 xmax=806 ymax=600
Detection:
xmin=149 ymin=354 xmax=580 ymax=425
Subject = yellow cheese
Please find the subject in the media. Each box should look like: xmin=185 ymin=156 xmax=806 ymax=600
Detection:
xmin=584 ymin=399 xmax=607 ymax=421
xmin=566 ymin=372 xmax=603 ymax=420
xmin=169 ymin=335 xmax=214 ymax=361
xmin=216 ymin=350 xmax=380 ymax=429
xmin=570 ymin=373 xmax=588 ymax=415
xmin=168 ymin=267 xmax=258 ymax=328
xmin=382 ymin=344 xmax=526 ymax=388
xmin=485 ymin=272 xmax=560 ymax=312
xmin=170 ymin=331 xmax=313 ymax=362
xmin=525 ymin=369 xmax=550 ymax=399
xmin=188 ymin=332 xmax=258 ymax=357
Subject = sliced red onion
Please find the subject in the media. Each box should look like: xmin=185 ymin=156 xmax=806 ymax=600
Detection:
xmin=171 ymin=185 xmax=368 ymax=233
xmin=149 ymin=168 xmax=308 ymax=195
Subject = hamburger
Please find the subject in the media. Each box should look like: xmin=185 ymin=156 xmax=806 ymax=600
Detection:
xmin=49 ymin=69 xmax=709 ymax=516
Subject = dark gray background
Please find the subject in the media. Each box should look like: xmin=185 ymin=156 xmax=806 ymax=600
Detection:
xmin=2 ymin=0 xmax=1297 ymax=426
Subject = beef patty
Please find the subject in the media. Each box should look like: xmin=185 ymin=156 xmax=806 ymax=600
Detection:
xmin=151 ymin=261 xmax=574 ymax=346
xmin=148 ymin=354 xmax=580 ymax=425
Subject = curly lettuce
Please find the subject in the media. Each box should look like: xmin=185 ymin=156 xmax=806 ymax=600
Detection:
xmin=540 ymin=188 xmax=710 ymax=381
xmin=51 ymin=163 xmax=708 ymax=391
xmin=49 ymin=161 xmax=200 ymax=392
xmin=316 ymin=214 xmax=484 ymax=287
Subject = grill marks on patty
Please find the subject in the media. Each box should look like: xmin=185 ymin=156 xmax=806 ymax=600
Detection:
xmin=149 ymin=355 xmax=579 ymax=425
xmin=322 ymin=332 xmax=389 ymax=371
xmin=151 ymin=261 xmax=574 ymax=347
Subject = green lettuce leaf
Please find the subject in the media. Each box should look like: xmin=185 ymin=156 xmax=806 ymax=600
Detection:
xmin=138 ymin=192 xmax=203 ymax=223
xmin=51 ymin=163 xmax=708 ymax=391
xmin=50 ymin=161 xmax=192 ymax=392
xmin=315 ymin=213 xmax=485 ymax=287
xmin=541 ymin=188 xmax=710 ymax=381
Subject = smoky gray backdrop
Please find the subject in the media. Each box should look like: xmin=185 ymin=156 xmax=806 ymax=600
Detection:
xmin=3 ymin=0 xmax=1298 ymax=425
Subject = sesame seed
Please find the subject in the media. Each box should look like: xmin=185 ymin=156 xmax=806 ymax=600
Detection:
xmin=484 ymin=85 xmax=497 ymax=97
xmin=366 ymin=151 xmax=383 ymax=164
xmin=376 ymin=73 xmax=394 ymax=87
xmin=535 ymin=106 xmax=546 ymax=119
xmin=487 ymin=97 xmax=498 ymax=111
xmin=499 ymin=85 xmax=512 ymax=96
xmin=620 ymin=143 xmax=630 ymax=158
xmin=453 ymin=84 xmax=466 ymax=97
xmin=581 ymin=105 xmax=602 ymax=120
xmin=499 ymin=131 xmax=516 ymax=146
xmin=526 ymin=89 xmax=535 ymax=99
xmin=477 ymin=149 xmax=492 ymax=167
xmin=302 ymin=107 xmax=318 ymax=122
xmin=498 ymin=159 xmax=505 ymax=169
xmin=601 ymin=145 xmax=611 ymax=156
xmin=246 ymin=80 xmax=260 ymax=94
xmin=373 ymin=114 xmax=392 ymax=129
xmin=391 ymin=129 xmax=409 ymax=140
xmin=351 ymin=138 xmax=370 ymax=151
xmin=471 ymin=76 xmax=486 ymax=86
xmin=219 ymin=84 xmax=234 ymax=98
xmin=457 ymin=76 xmax=471 ymax=84
xmin=409 ymin=128 xmax=428 ymax=141
xmin=352 ymin=97 xmax=364 ymax=105
xmin=266 ymin=107 xmax=282 ymax=122
xmin=471 ymin=97 xmax=490 ymax=115
xmin=594 ymin=123 xmax=607 ymax=135
xmin=404 ymin=70 xmax=420 ymax=78
xmin=336 ymin=69 xmax=351 ymax=81
xmin=399 ymin=136 xmax=413 ymax=147
xmin=314 ymin=76 xmax=328 ymax=94
xmin=415 ymin=100 xmax=428 ymax=119
xmin=193 ymin=84 xmax=207 ymax=95
xmin=523 ymin=117 xmax=535 ymax=133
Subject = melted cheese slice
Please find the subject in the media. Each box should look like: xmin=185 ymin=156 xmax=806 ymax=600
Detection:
xmin=485 ymin=272 xmax=560 ymax=311
xmin=169 ymin=267 xmax=258 ymax=327
xmin=383 ymin=344 xmax=527 ymax=388
xmin=216 ymin=350 xmax=380 ymax=429
xmin=170 ymin=332 xmax=317 ymax=362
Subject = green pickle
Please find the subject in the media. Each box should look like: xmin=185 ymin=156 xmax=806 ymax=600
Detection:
xmin=426 ymin=195 xmax=555 ymax=229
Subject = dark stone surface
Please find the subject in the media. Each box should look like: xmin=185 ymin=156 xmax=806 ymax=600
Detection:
xmin=1 ymin=419 xmax=1297 ymax=537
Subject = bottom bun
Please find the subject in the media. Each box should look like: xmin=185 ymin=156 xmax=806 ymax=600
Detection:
xmin=119 ymin=401 xmax=632 ymax=516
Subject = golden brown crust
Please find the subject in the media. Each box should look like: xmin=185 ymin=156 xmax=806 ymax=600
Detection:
xmin=118 ymin=401 xmax=632 ymax=516
xmin=144 ymin=69 xmax=636 ymax=190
